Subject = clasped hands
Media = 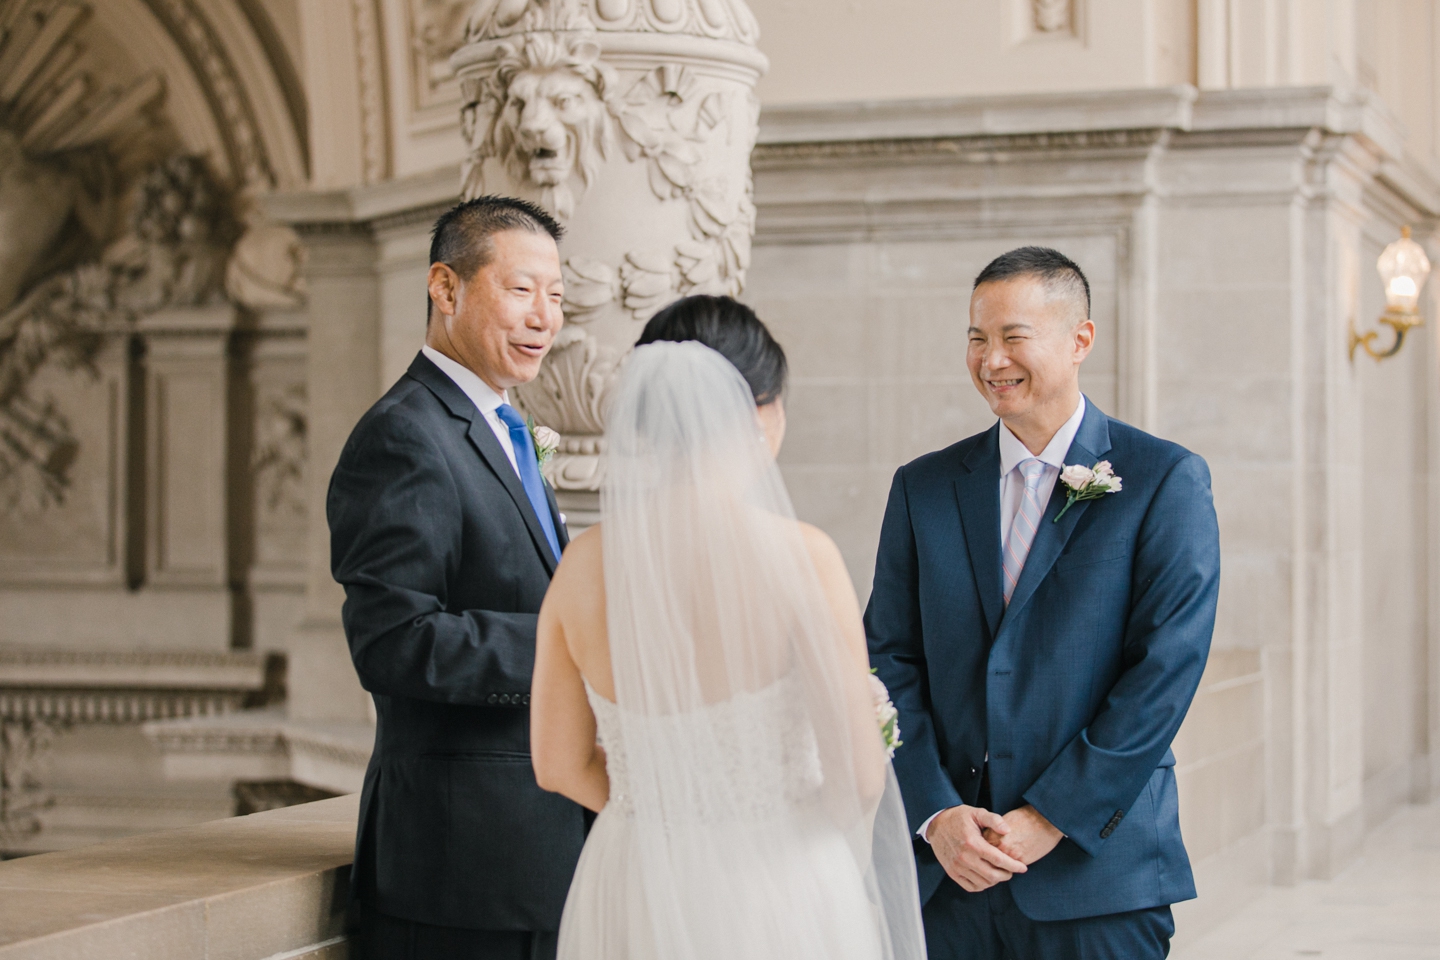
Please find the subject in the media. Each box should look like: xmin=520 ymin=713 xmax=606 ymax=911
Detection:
xmin=928 ymin=803 xmax=1063 ymax=893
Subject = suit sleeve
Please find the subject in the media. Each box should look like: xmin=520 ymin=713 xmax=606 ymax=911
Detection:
xmin=1022 ymin=452 xmax=1220 ymax=856
xmin=865 ymin=467 xmax=964 ymax=832
xmin=328 ymin=413 xmax=538 ymax=706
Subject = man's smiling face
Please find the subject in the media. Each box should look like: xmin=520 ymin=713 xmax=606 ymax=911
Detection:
xmin=966 ymin=275 xmax=1092 ymax=429
xmin=429 ymin=228 xmax=565 ymax=394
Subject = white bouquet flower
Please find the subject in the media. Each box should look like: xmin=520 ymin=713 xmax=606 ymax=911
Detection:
xmin=868 ymin=671 xmax=903 ymax=759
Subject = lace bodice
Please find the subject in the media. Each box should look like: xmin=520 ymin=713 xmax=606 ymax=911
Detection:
xmin=584 ymin=675 xmax=824 ymax=821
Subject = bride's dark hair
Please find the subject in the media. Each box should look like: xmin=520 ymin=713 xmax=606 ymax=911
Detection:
xmin=634 ymin=295 xmax=788 ymax=405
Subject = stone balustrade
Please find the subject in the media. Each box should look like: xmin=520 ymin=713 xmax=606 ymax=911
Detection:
xmin=0 ymin=794 xmax=356 ymax=959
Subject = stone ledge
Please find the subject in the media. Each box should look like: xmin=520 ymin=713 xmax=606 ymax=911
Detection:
xmin=0 ymin=795 xmax=356 ymax=959
xmin=144 ymin=712 xmax=374 ymax=795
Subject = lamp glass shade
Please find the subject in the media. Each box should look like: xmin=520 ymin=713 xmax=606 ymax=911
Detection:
xmin=1378 ymin=228 xmax=1431 ymax=315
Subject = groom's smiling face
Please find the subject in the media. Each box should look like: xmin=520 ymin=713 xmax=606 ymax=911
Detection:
xmin=966 ymin=275 xmax=1094 ymax=432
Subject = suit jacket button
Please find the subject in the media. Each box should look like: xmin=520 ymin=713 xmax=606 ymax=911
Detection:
xmin=502 ymin=694 xmax=513 ymax=704
xmin=522 ymin=695 xmax=531 ymax=705
xmin=1100 ymin=826 xmax=1114 ymax=839
xmin=487 ymin=694 xmax=498 ymax=704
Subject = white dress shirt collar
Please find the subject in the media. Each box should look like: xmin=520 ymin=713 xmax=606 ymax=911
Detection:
xmin=421 ymin=345 xmax=508 ymax=416
xmin=420 ymin=345 xmax=520 ymax=475
xmin=998 ymin=395 xmax=1087 ymax=476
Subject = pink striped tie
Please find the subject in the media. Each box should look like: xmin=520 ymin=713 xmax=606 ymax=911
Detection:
xmin=1003 ymin=458 xmax=1046 ymax=605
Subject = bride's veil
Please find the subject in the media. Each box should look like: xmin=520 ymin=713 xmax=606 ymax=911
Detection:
xmin=601 ymin=341 xmax=926 ymax=960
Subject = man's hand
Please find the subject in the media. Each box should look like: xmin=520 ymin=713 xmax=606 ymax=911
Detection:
xmin=982 ymin=804 xmax=1063 ymax=866
xmin=927 ymin=805 xmax=1028 ymax=892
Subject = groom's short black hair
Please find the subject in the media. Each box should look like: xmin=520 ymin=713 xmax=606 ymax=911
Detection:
xmin=427 ymin=196 xmax=563 ymax=322
xmin=973 ymin=246 xmax=1091 ymax=319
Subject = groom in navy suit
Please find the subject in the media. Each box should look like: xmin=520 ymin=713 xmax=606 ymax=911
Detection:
xmin=867 ymin=247 xmax=1220 ymax=958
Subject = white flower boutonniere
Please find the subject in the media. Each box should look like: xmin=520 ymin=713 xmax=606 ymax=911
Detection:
xmin=528 ymin=419 xmax=560 ymax=468
xmin=1055 ymin=460 xmax=1122 ymax=522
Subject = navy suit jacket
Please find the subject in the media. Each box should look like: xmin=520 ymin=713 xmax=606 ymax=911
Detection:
xmin=865 ymin=400 xmax=1220 ymax=922
xmin=328 ymin=352 xmax=585 ymax=931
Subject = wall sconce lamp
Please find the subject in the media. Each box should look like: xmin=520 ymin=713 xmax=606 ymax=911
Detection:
xmin=1349 ymin=225 xmax=1432 ymax=362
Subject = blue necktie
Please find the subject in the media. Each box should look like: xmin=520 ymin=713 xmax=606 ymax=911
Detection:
xmin=494 ymin=404 xmax=562 ymax=563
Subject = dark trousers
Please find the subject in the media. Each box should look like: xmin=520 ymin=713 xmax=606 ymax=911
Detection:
xmin=356 ymin=907 xmax=558 ymax=960
xmin=922 ymin=880 xmax=1174 ymax=960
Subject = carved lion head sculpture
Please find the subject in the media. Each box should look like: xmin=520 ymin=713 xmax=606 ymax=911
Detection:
xmin=487 ymin=33 xmax=616 ymax=219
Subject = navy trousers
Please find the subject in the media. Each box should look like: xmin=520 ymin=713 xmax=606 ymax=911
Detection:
xmin=922 ymin=880 xmax=1174 ymax=960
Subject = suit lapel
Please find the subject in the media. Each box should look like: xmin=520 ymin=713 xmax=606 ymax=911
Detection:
xmin=1001 ymin=401 xmax=1113 ymax=622
xmin=955 ymin=426 xmax=1004 ymax=640
xmin=408 ymin=353 xmax=561 ymax=576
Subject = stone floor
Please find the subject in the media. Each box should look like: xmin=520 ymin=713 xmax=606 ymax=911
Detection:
xmin=1176 ymin=800 xmax=1440 ymax=959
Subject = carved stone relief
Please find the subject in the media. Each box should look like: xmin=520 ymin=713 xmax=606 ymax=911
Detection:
xmin=0 ymin=0 xmax=308 ymax=631
xmin=253 ymin=380 xmax=307 ymax=523
xmin=350 ymin=0 xmax=392 ymax=183
xmin=409 ymin=0 xmax=473 ymax=110
xmin=453 ymin=0 xmax=765 ymax=508
xmin=0 ymin=719 xmax=53 ymax=842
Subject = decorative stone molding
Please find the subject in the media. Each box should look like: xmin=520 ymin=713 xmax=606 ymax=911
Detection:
xmin=452 ymin=0 xmax=765 ymax=509
xmin=0 ymin=646 xmax=268 ymax=839
xmin=139 ymin=0 xmax=277 ymax=187
xmin=145 ymin=712 xmax=374 ymax=796
xmin=350 ymin=0 xmax=392 ymax=184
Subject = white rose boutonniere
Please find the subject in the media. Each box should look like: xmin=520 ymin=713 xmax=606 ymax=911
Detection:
xmin=1055 ymin=459 xmax=1122 ymax=522
xmin=528 ymin=419 xmax=561 ymax=468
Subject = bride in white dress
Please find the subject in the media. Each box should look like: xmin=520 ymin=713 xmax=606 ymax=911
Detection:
xmin=529 ymin=299 xmax=926 ymax=960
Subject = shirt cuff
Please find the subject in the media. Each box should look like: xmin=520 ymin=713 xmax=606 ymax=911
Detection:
xmin=916 ymin=808 xmax=948 ymax=844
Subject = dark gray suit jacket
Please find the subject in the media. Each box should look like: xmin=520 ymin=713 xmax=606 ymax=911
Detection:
xmin=328 ymin=352 xmax=583 ymax=931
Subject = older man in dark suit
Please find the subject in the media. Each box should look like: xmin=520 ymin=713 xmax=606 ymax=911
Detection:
xmin=867 ymin=247 xmax=1221 ymax=959
xmin=328 ymin=196 xmax=583 ymax=960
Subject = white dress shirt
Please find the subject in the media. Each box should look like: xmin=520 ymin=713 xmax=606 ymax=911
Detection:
xmin=917 ymin=395 xmax=1086 ymax=843
xmin=421 ymin=345 xmax=519 ymax=476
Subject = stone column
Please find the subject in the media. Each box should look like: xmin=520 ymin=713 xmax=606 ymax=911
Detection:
xmin=452 ymin=0 xmax=766 ymax=525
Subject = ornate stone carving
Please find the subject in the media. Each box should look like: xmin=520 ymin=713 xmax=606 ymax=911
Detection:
xmin=349 ymin=0 xmax=391 ymax=183
xmin=462 ymin=31 xmax=617 ymax=218
xmin=0 ymin=718 xmax=53 ymax=841
xmin=409 ymin=0 xmax=474 ymax=109
xmin=454 ymin=0 xmax=764 ymax=504
xmin=465 ymin=0 xmax=759 ymax=44
xmin=253 ymin=380 xmax=307 ymax=519
xmin=226 ymin=215 xmax=307 ymax=309
xmin=0 ymin=156 xmax=231 ymax=511
xmin=140 ymin=0 xmax=277 ymax=186
xmin=514 ymin=327 xmax=622 ymax=489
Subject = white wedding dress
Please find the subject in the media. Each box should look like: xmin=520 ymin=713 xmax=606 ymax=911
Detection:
xmin=553 ymin=342 xmax=926 ymax=960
